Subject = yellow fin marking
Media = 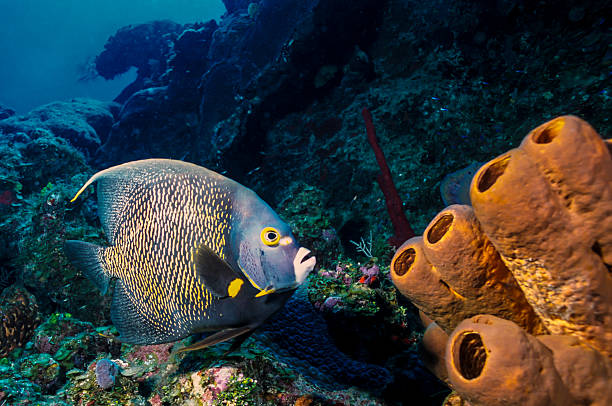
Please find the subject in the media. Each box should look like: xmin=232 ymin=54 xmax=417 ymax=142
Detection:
xmin=255 ymin=287 xmax=276 ymax=298
xmin=70 ymin=183 xmax=91 ymax=202
xmin=68 ymin=166 xmax=116 ymax=202
xmin=228 ymin=278 xmax=243 ymax=298
xmin=239 ymin=264 xmax=264 ymax=291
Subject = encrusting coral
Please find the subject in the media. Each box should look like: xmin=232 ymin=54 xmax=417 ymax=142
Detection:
xmin=0 ymin=287 xmax=41 ymax=358
xmin=390 ymin=116 xmax=612 ymax=406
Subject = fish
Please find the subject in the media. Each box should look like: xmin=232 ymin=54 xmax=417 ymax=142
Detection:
xmin=64 ymin=159 xmax=316 ymax=352
xmin=439 ymin=162 xmax=483 ymax=206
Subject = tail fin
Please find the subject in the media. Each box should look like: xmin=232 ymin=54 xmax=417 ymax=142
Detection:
xmin=64 ymin=240 xmax=111 ymax=294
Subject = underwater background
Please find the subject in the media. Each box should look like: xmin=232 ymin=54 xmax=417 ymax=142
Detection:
xmin=0 ymin=0 xmax=610 ymax=405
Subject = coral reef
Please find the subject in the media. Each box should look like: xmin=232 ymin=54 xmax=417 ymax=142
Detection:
xmin=0 ymin=121 xmax=109 ymax=324
xmin=16 ymin=180 xmax=110 ymax=324
xmin=0 ymin=98 xmax=119 ymax=158
xmin=18 ymin=353 xmax=63 ymax=394
xmin=276 ymin=182 xmax=343 ymax=269
xmin=0 ymin=308 xmax=391 ymax=405
xmin=0 ymin=104 xmax=15 ymax=120
xmin=390 ymin=116 xmax=612 ymax=405
xmin=1 ymin=0 xmax=611 ymax=404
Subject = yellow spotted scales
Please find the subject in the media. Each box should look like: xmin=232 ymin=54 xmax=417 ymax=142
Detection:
xmin=103 ymin=171 xmax=232 ymax=341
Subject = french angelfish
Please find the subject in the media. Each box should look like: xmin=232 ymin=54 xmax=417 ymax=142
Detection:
xmin=439 ymin=162 xmax=483 ymax=206
xmin=64 ymin=159 xmax=316 ymax=352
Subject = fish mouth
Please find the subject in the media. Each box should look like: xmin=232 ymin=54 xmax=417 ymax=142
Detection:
xmin=293 ymin=247 xmax=316 ymax=285
xmin=254 ymin=247 xmax=315 ymax=297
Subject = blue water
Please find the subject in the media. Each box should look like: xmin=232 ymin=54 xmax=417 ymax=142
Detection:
xmin=0 ymin=0 xmax=224 ymax=113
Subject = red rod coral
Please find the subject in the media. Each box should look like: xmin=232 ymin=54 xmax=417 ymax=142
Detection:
xmin=362 ymin=107 xmax=415 ymax=247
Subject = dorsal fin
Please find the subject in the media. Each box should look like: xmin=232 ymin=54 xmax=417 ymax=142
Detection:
xmin=70 ymin=163 xmax=145 ymax=243
xmin=70 ymin=159 xmax=213 ymax=244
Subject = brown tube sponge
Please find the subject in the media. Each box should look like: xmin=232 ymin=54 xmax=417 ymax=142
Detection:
xmin=421 ymin=321 xmax=450 ymax=383
xmin=520 ymin=116 xmax=612 ymax=265
xmin=419 ymin=310 xmax=434 ymax=328
xmin=422 ymin=205 xmax=546 ymax=335
xmin=470 ymin=147 xmax=612 ymax=356
xmin=390 ymin=237 xmax=465 ymax=332
xmin=537 ymin=335 xmax=612 ymax=406
xmin=446 ymin=315 xmax=574 ymax=406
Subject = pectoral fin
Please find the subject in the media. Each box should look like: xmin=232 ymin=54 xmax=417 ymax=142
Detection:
xmin=175 ymin=326 xmax=254 ymax=353
xmin=195 ymin=244 xmax=245 ymax=298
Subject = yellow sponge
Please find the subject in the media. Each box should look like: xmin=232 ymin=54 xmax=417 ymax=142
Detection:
xmin=446 ymin=315 xmax=573 ymax=406
xmin=470 ymin=116 xmax=612 ymax=356
xmin=391 ymin=205 xmax=545 ymax=334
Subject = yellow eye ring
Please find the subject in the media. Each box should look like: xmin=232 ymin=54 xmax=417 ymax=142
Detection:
xmin=261 ymin=227 xmax=281 ymax=246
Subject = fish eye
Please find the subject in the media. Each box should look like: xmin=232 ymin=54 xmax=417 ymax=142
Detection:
xmin=261 ymin=227 xmax=281 ymax=246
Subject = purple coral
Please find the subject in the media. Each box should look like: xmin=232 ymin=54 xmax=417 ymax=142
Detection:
xmin=321 ymin=296 xmax=343 ymax=310
xmin=95 ymin=358 xmax=119 ymax=390
xmin=319 ymin=264 xmax=353 ymax=286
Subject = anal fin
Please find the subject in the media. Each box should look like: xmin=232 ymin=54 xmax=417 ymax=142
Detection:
xmin=224 ymin=328 xmax=257 ymax=355
xmin=111 ymin=279 xmax=190 ymax=345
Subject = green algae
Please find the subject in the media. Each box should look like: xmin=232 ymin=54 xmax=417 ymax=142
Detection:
xmin=214 ymin=375 xmax=258 ymax=406
xmin=16 ymin=179 xmax=111 ymax=324
xmin=18 ymin=353 xmax=62 ymax=393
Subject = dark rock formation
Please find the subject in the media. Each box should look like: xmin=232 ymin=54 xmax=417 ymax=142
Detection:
xmin=202 ymin=0 xmax=384 ymax=176
xmin=94 ymin=20 xmax=218 ymax=166
xmin=95 ymin=20 xmax=185 ymax=104
xmin=222 ymin=0 xmax=252 ymax=14
xmin=97 ymin=86 xmax=200 ymax=164
xmin=95 ymin=0 xmax=385 ymax=175
xmin=167 ymin=20 xmax=218 ymax=102
xmin=95 ymin=20 xmax=183 ymax=81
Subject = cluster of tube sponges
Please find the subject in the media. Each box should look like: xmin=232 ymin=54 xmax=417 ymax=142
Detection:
xmin=390 ymin=116 xmax=612 ymax=406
